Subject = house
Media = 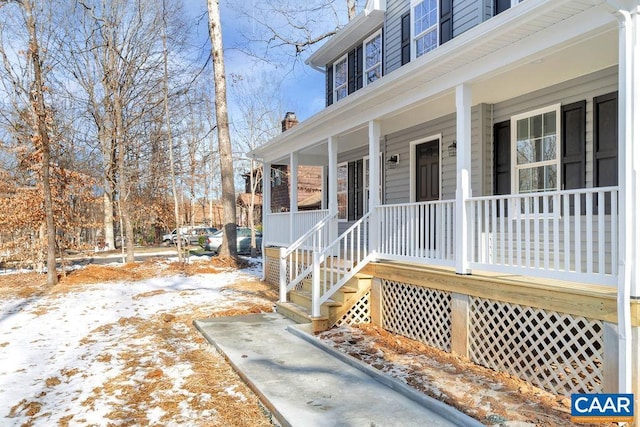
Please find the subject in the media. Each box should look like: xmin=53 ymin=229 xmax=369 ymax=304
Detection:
xmin=249 ymin=0 xmax=640 ymax=404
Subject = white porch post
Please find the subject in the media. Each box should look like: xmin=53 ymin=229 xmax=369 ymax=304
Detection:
xmin=262 ymin=161 xmax=271 ymax=282
xmin=289 ymin=152 xmax=299 ymax=242
xmin=611 ymin=3 xmax=640 ymax=396
xmin=455 ymin=84 xmax=472 ymax=274
xmin=368 ymin=120 xmax=381 ymax=253
xmin=328 ymin=136 xmax=338 ymax=242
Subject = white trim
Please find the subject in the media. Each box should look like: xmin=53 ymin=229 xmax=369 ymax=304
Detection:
xmin=411 ymin=0 xmax=440 ymax=60
xmin=510 ymin=103 xmax=562 ymax=194
xmin=409 ymin=134 xmax=442 ymax=203
xmin=363 ymin=152 xmax=384 ymax=213
xmin=333 ymin=54 xmax=348 ymax=102
xmin=363 ymin=29 xmax=383 ymax=86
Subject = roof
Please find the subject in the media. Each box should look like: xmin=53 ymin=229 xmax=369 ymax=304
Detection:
xmin=237 ymin=193 xmax=263 ymax=207
xmin=249 ymin=0 xmax=617 ymax=165
xmin=305 ymin=0 xmax=387 ymax=70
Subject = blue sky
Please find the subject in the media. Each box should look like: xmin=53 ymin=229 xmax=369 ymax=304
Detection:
xmin=182 ymin=0 xmax=330 ymax=122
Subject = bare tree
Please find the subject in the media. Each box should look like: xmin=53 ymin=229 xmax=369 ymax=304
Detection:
xmin=0 ymin=0 xmax=58 ymax=285
xmin=235 ymin=0 xmax=360 ymax=64
xmin=207 ymin=0 xmax=236 ymax=258
xmin=229 ymin=73 xmax=282 ymax=257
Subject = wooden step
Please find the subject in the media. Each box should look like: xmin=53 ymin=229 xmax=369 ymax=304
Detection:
xmin=275 ymin=301 xmax=311 ymax=324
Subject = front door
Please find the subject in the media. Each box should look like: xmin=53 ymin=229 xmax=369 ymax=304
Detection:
xmin=416 ymin=140 xmax=440 ymax=202
xmin=416 ymin=140 xmax=440 ymax=254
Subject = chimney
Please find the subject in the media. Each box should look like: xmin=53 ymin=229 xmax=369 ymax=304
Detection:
xmin=281 ymin=111 xmax=298 ymax=132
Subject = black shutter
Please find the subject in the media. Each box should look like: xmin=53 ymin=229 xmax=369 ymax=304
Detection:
xmin=495 ymin=0 xmax=510 ymax=15
xmin=401 ymin=12 xmax=410 ymax=65
xmin=562 ymin=101 xmax=586 ymax=215
xmin=348 ymin=162 xmax=355 ymax=220
xmin=494 ymin=120 xmax=511 ymax=195
xmin=348 ymin=49 xmax=356 ymax=94
xmin=355 ymin=159 xmax=363 ymax=218
xmin=355 ymin=45 xmax=363 ymax=90
xmin=594 ymin=92 xmax=618 ymax=187
xmin=326 ymin=64 xmax=333 ymax=106
xmin=594 ymin=92 xmax=618 ymax=215
xmin=347 ymin=160 xmax=364 ymax=220
xmin=440 ymin=0 xmax=453 ymax=45
xmin=561 ymin=101 xmax=586 ymax=190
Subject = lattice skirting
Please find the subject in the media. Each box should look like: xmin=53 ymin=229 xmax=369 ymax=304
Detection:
xmin=381 ymin=280 xmax=452 ymax=352
xmin=264 ymin=253 xmax=312 ymax=291
xmin=335 ymin=292 xmax=371 ymax=326
xmin=468 ymin=297 xmax=604 ymax=395
xmin=265 ymin=254 xmax=280 ymax=287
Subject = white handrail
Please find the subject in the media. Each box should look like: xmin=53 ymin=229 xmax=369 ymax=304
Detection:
xmin=279 ymin=211 xmax=336 ymax=301
xmin=312 ymin=212 xmax=373 ymax=317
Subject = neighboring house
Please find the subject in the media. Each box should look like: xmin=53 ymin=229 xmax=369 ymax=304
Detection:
xmin=249 ymin=0 xmax=640 ymax=404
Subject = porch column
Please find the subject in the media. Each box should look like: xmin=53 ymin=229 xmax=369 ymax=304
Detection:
xmin=262 ymin=161 xmax=271 ymax=281
xmin=289 ymin=152 xmax=299 ymax=241
xmin=328 ymin=136 xmax=338 ymax=242
xmin=368 ymin=120 xmax=381 ymax=253
xmin=455 ymin=84 xmax=472 ymax=275
xmin=612 ymin=3 xmax=640 ymax=396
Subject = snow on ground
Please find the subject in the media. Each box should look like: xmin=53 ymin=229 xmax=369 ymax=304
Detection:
xmin=0 ymin=258 xmax=269 ymax=427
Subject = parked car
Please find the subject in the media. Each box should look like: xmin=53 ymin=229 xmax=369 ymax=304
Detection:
xmin=168 ymin=227 xmax=217 ymax=246
xmin=204 ymin=227 xmax=262 ymax=255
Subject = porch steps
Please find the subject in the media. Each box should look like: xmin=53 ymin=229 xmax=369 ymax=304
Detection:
xmin=275 ymin=272 xmax=373 ymax=333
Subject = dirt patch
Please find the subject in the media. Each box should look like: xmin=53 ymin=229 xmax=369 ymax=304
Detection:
xmin=318 ymin=324 xmax=615 ymax=427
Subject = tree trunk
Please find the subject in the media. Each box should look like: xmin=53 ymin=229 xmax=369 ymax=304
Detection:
xmin=207 ymin=0 xmax=237 ymax=258
xmin=25 ymin=0 xmax=57 ymax=286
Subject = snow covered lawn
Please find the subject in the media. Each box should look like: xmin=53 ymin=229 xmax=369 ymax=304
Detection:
xmin=0 ymin=258 xmax=275 ymax=426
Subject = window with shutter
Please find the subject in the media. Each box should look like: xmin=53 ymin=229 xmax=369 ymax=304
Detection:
xmin=411 ymin=0 xmax=439 ymax=59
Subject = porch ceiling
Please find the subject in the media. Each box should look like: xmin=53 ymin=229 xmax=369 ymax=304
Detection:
xmin=249 ymin=0 xmax=619 ymax=165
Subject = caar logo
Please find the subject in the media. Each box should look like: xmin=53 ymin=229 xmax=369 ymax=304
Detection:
xmin=571 ymin=394 xmax=634 ymax=423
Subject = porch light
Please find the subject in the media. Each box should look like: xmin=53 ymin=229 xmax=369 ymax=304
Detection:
xmin=448 ymin=141 xmax=457 ymax=157
xmin=386 ymin=154 xmax=399 ymax=169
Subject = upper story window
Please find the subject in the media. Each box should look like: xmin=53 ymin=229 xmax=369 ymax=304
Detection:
xmin=364 ymin=30 xmax=382 ymax=85
xmin=412 ymin=0 xmax=438 ymax=58
xmin=333 ymin=55 xmax=348 ymax=102
xmin=512 ymin=105 xmax=561 ymax=193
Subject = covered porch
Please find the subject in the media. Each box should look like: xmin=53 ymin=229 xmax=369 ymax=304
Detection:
xmin=250 ymin=0 xmax=640 ymax=399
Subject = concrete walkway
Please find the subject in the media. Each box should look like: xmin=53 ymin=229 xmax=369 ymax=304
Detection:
xmin=194 ymin=312 xmax=482 ymax=427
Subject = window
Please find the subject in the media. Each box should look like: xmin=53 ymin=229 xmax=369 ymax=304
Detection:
xmin=364 ymin=31 xmax=382 ymax=85
xmin=337 ymin=162 xmax=348 ymax=220
xmin=333 ymin=56 xmax=348 ymax=102
xmin=512 ymin=105 xmax=561 ymax=193
xmin=412 ymin=0 xmax=438 ymax=58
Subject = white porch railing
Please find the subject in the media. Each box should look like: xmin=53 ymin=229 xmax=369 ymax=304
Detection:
xmin=375 ymin=200 xmax=456 ymax=267
xmin=278 ymin=211 xmax=335 ymax=301
xmin=265 ymin=209 xmax=329 ymax=247
xmin=467 ymin=187 xmax=619 ymax=286
xmin=312 ymin=212 xmax=374 ymax=317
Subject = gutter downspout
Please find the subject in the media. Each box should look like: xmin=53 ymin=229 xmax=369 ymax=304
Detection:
xmin=605 ymin=0 xmax=634 ymax=395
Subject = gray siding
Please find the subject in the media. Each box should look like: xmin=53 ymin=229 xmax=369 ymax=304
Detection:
xmin=383 ymin=107 xmax=485 ymax=204
xmin=453 ymin=0 xmax=482 ymax=37
xmin=490 ymin=66 xmax=618 ymax=191
xmin=384 ymin=0 xmax=410 ymax=75
xmin=384 ymin=0 xmax=490 ymax=74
